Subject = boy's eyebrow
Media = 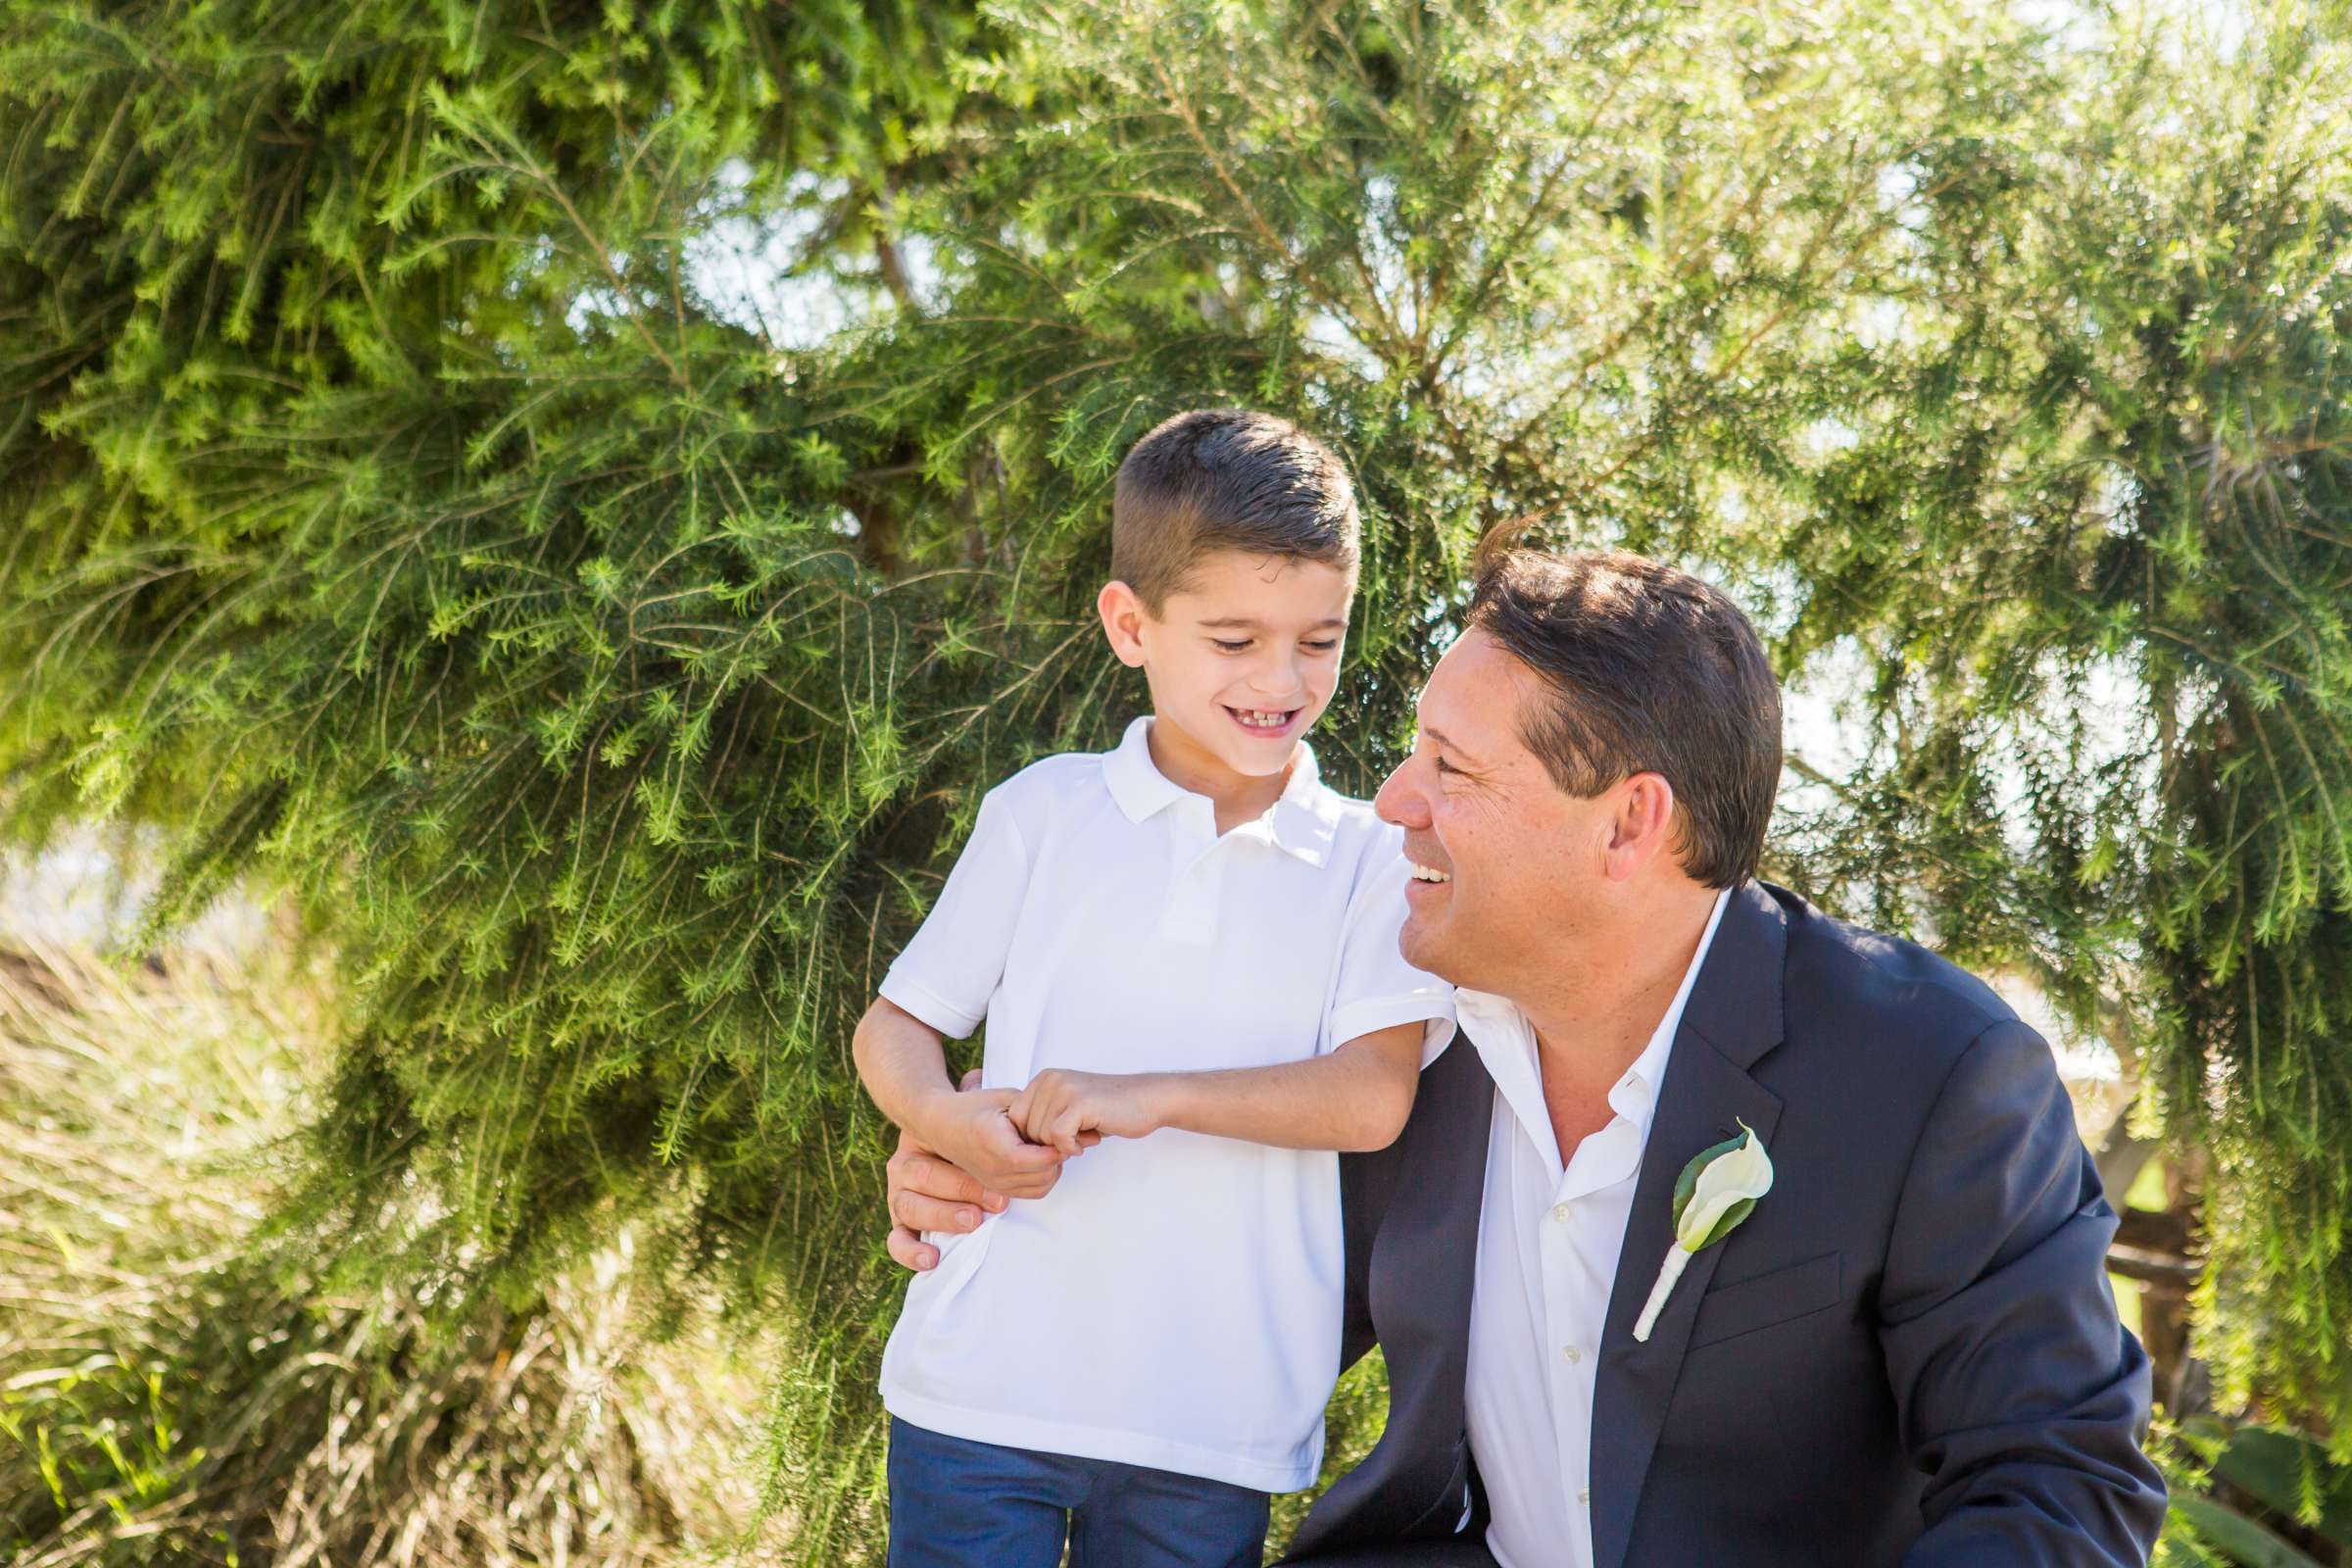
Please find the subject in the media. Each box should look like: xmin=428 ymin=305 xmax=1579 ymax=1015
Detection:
xmin=1195 ymin=615 xmax=1349 ymax=632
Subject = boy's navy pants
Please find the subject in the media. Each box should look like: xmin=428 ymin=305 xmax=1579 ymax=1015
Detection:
xmin=886 ymin=1415 xmax=1272 ymax=1568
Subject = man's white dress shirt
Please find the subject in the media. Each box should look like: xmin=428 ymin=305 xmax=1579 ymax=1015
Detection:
xmin=877 ymin=715 xmax=1455 ymax=1492
xmin=1460 ymin=886 xmax=1732 ymax=1568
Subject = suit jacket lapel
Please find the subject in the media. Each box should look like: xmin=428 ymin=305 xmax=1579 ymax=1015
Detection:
xmin=1588 ymin=881 xmax=1790 ymax=1568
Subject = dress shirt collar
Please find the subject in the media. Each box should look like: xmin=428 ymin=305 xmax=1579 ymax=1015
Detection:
xmin=1456 ymin=885 xmax=1734 ymax=1178
xmin=1100 ymin=714 xmax=1340 ymax=866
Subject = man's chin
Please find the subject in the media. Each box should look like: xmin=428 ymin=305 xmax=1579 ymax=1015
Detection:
xmin=1396 ymin=915 xmax=1466 ymax=986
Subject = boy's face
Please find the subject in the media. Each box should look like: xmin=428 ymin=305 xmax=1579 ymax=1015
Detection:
xmin=1098 ymin=550 xmax=1356 ymax=779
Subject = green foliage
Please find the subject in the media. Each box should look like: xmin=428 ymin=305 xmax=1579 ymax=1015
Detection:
xmin=2161 ymin=1417 xmax=2352 ymax=1566
xmin=5 ymin=0 xmax=2352 ymax=1556
xmin=0 ymin=922 xmax=776 ymax=1565
xmin=0 ymin=1 xmax=1010 ymax=1551
xmin=1752 ymin=4 xmax=2352 ymax=1437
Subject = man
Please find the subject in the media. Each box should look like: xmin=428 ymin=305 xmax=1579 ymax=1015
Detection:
xmin=885 ymin=546 xmax=2168 ymax=1566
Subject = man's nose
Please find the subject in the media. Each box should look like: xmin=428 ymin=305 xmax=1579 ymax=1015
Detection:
xmin=1373 ymin=760 xmax=1428 ymax=829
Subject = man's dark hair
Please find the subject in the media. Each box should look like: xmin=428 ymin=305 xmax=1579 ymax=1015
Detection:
xmin=1466 ymin=545 xmax=1782 ymax=888
xmin=1111 ymin=409 xmax=1359 ymax=612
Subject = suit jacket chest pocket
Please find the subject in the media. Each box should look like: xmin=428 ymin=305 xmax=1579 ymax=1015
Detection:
xmin=1687 ymin=1250 xmax=1843 ymax=1350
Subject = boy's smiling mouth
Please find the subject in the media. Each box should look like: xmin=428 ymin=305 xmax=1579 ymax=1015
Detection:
xmin=1224 ymin=705 xmax=1302 ymax=736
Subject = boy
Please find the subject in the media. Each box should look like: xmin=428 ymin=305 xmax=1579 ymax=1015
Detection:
xmin=853 ymin=408 xmax=1454 ymax=1568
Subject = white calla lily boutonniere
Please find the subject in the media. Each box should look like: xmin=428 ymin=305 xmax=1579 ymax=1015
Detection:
xmin=1632 ymin=1119 xmax=1775 ymax=1343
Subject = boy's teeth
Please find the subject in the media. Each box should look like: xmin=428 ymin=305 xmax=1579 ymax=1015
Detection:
xmin=1237 ymin=710 xmax=1289 ymax=728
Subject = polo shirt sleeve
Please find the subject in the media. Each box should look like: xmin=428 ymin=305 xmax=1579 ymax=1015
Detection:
xmin=1328 ymin=841 xmax=1457 ymax=1068
xmin=877 ymin=786 xmax=1033 ymax=1039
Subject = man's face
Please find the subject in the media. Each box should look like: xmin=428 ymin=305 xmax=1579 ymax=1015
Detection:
xmin=1103 ymin=550 xmax=1354 ymax=780
xmin=1373 ymin=628 xmax=1628 ymax=992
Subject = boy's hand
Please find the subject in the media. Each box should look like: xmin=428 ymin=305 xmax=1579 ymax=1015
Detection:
xmin=888 ymin=1070 xmax=1006 ymax=1271
xmin=885 ymin=1070 xmax=1108 ymax=1271
xmin=1011 ymin=1069 xmax=1168 ymax=1156
xmin=918 ymin=1086 xmax=1068 ymax=1199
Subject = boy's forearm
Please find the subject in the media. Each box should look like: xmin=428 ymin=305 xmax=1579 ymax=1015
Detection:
xmin=1150 ymin=1022 xmax=1425 ymax=1152
xmin=852 ymin=998 xmax=962 ymax=1143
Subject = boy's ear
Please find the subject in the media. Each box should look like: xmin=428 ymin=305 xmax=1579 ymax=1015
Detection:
xmin=1097 ymin=581 xmax=1152 ymax=668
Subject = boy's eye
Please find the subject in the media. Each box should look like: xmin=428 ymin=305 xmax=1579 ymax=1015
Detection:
xmin=1302 ymin=639 xmax=1339 ymax=654
xmin=1211 ymin=638 xmax=1251 ymax=653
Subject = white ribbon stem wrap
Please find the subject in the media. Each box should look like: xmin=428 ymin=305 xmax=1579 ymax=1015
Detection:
xmin=1632 ymin=1246 xmax=1691 ymax=1343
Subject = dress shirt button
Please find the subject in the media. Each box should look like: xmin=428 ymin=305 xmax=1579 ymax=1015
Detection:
xmin=1578 ymin=1489 xmax=1592 ymax=1505
xmin=1550 ymin=1201 xmax=1572 ymax=1222
xmin=1560 ymin=1345 xmax=1583 ymax=1364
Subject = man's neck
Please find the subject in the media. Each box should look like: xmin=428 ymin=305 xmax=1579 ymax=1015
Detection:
xmin=1523 ymin=883 xmax=1721 ymax=1133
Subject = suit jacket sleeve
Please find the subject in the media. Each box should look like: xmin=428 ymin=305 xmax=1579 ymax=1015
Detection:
xmin=1338 ymin=1137 xmax=1406 ymax=1374
xmin=1879 ymin=1018 xmax=2168 ymax=1566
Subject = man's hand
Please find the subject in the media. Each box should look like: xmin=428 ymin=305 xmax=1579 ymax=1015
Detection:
xmin=1010 ymin=1068 xmax=1168 ymax=1155
xmin=886 ymin=1129 xmax=1012 ymax=1271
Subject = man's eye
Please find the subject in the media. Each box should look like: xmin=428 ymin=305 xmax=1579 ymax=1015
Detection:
xmin=1211 ymin=638 xmax=1250 ymax=653
xmin=1434 ymin=757 xmax=1459 ymax=775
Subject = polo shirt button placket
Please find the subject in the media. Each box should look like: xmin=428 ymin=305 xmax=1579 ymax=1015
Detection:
xmin=1157 ymin=800 xmax=1224 ymax=945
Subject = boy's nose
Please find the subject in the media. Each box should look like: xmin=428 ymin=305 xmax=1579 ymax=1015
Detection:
xmin=1247 ymin=661 xmax=1307 ymax=699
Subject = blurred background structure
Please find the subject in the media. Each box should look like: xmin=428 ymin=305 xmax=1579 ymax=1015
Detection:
xmin=3 ymin=0 xmax=2350 ymax=1561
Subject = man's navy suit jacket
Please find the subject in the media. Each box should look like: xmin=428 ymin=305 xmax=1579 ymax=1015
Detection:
xmin=1285 ymin=879 xmax=2168 ymax=1568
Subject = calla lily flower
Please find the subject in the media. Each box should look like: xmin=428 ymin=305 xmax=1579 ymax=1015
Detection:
xmin=1634 ymin=1120 xmax=1775 ymax=1343
xmin=1674 ymin=1122 xmax=1775 ymax=1251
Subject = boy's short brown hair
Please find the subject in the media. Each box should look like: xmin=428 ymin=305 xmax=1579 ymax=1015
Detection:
xmin=1111 ymin=409 xmax=1360 ymax=612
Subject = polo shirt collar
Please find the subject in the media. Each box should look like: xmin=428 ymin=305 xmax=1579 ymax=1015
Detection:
xmin=1101 ymin=714 xmax=1343 ymax=867
xmin=1102 ymin=715 xmax=1189 ymax=821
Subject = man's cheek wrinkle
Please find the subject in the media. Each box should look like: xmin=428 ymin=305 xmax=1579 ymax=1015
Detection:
xmin=1462 ymin=781 xmax=1515 ymax=823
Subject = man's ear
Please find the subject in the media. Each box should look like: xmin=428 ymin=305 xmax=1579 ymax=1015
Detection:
xmin=1097 ymin=580 xmax=1152 ymax=668
xmin=1602 ymin=771 xmax=1678 ymax=881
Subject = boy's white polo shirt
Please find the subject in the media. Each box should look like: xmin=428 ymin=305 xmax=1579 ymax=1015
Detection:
xmin=876 ymin=714 xmax=1455 ymax=1493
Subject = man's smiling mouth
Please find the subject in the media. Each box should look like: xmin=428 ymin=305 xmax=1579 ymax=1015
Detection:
xmin=1409 ymin=861 xmax=1451 ymax=883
